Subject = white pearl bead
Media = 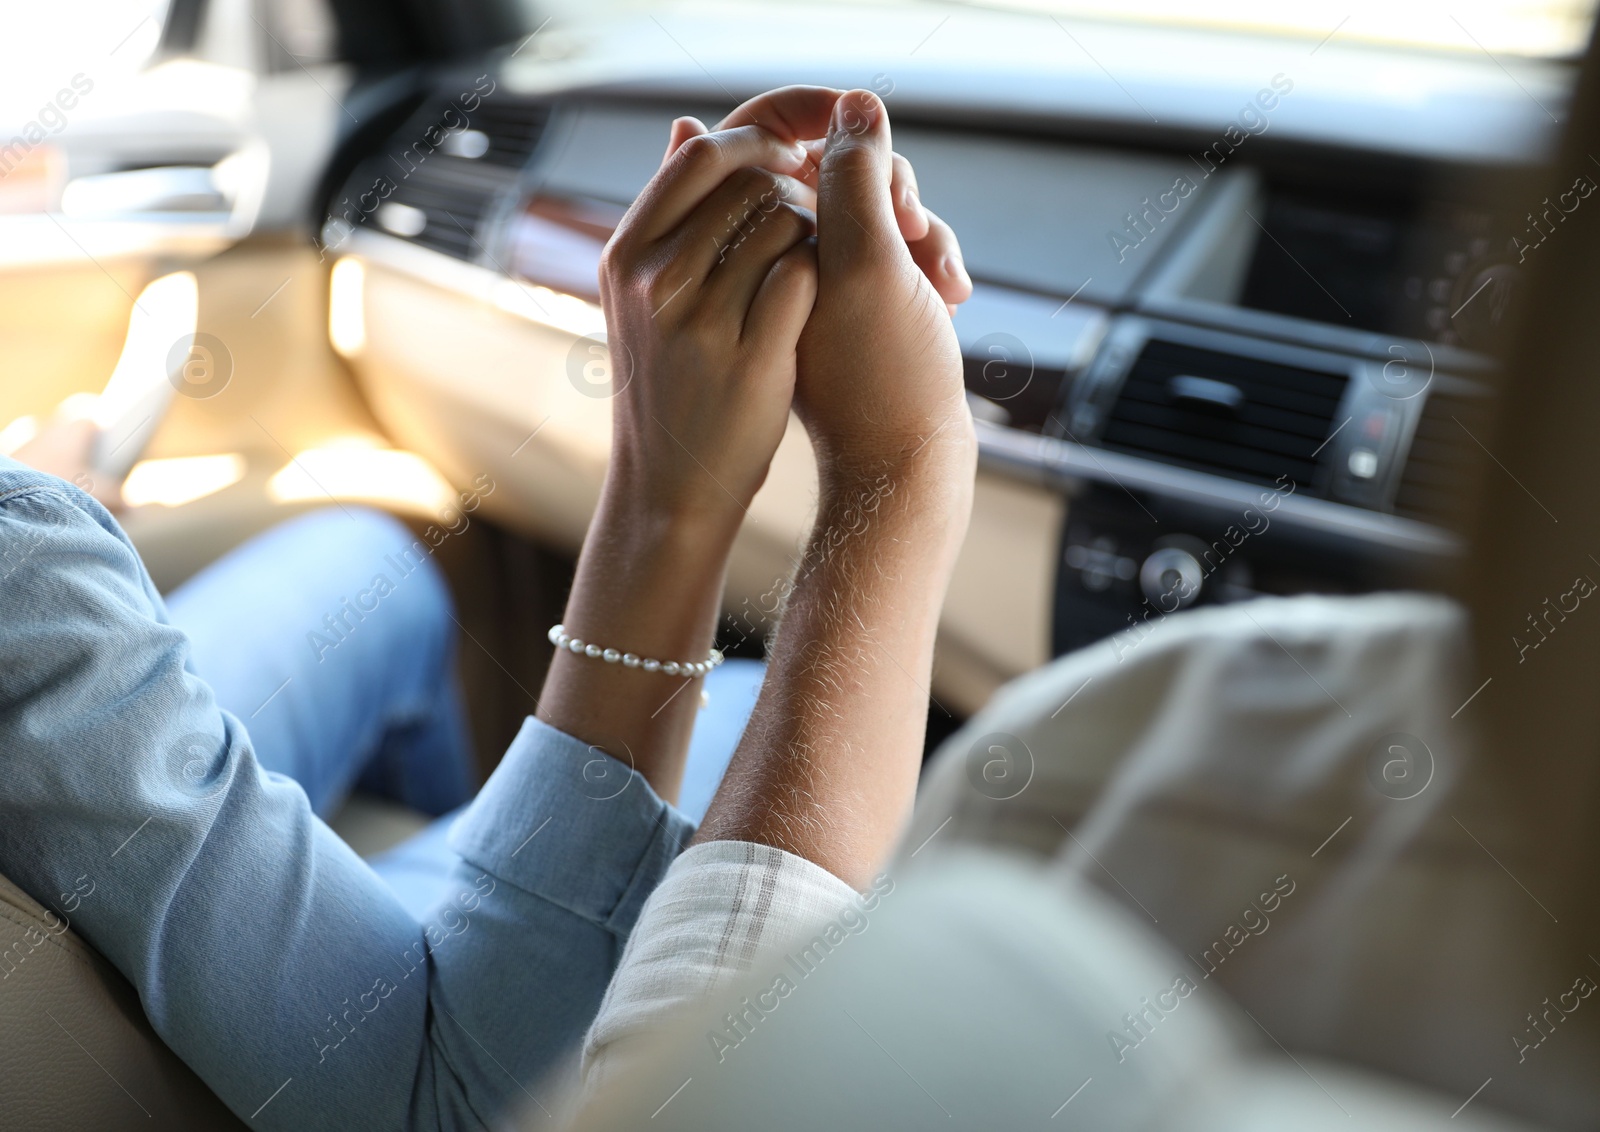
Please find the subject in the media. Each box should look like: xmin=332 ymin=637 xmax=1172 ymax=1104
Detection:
xmin=544 ymin=628 xmax=730 ymax=677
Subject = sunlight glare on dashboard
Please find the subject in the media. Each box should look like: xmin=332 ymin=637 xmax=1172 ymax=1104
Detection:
xmin=266 ymin=441 xmax=457 ymax=518
xmin=329 ymin=256 xmax=367 ymax=357
xmin=122 ymin=453 xmax=246 ymax=508
xmin=491 ymin=278 xmax=606 ymax=338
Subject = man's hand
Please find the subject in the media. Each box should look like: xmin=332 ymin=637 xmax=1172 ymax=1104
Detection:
xmin=692 ymin=92 xmax=978 ymax=885
xmin=798 ymin=90 xmax=977 ymax=493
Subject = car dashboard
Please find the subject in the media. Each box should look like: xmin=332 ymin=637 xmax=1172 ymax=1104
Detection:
xmin=316 ymin=3 xmax=1566 ymax=712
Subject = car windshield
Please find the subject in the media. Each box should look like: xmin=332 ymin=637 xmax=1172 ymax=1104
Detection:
xmin=945 ymin=0 xmax=1599 ymax=57
xmin=524 ymin=0 xmax=1599 ymax=59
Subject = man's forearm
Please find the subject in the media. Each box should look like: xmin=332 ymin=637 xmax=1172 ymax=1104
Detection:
xmin=694 ymin=453 xmax=973 ymax=886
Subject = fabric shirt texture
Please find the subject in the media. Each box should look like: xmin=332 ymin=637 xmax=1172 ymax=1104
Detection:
xmin=580 ymin=840 xmax=860 ymax=1093
xmin=0 ymin=459 xmax=694 ymax=1130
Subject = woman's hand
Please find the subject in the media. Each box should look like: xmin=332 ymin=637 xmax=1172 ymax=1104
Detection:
xmin=599 ymin=123 xmax=819 ymax=528
xmin=539 ymin=120 xmax=821 ymax=803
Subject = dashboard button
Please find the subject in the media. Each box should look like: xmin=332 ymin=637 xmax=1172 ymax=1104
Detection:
xmin=1140 ymin=546 xmax=1203 ymax=610
xmin=1348 ymin=447 xmax=1379 ymax=479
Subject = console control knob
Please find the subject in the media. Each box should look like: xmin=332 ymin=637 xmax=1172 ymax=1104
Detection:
xmin=1140 ymin=546 xmax=1203 ymax=610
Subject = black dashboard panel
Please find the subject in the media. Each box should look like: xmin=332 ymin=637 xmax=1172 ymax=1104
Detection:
xmin=1049 ymin=312 xmax=1458 ymax=652
xmin=1239 ymin=190 xmax=1516 ymax=352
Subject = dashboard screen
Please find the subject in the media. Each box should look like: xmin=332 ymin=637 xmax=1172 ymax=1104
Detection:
xmin=1240 ymin=191 xmax=1514 ymax=351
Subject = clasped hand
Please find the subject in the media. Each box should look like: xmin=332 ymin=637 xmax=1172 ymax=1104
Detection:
xmin=542 ymin=87 xmax=979 ymax=808
xmin=597 ymin=86 xmax=978 ymax=535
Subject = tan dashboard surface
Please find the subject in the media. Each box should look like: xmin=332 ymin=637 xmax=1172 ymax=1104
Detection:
xmin=353 ymin=262 xmax=1061 ymax=715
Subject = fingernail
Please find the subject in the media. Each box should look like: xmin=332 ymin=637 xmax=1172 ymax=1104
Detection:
xmin=833 ymin=90 xmax=878 ymax=139
xmin=943 ymin=255 xmax=970 ymax=286
xmin=903 ymin=184 xmax=920 ymax=211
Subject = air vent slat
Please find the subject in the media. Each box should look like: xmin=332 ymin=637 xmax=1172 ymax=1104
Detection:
xmin=1110 ymin=395 xmax=1335 ymax=441
xmin=1393 ymin=388 xmax=1492 ymax=528
xmin=1098 ymin=340 xmax=1349 ymax=495
xmin=467 ymin=102 xmax=553 ymax=168
xmin=335 ymin=91 xmax=551 ymax=262
xmin=1105 ymin=408 xmax=1329 ymax=458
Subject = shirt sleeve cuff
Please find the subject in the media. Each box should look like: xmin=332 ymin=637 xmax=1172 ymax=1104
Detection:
xmin=447 ymin=715 xmax=695 ymax=936
xmin=580 ymin=839 xmax=867 ymax=1090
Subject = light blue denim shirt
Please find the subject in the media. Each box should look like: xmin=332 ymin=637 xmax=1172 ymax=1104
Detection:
xmin=0 ymin=458 xmax=695 ymax=1129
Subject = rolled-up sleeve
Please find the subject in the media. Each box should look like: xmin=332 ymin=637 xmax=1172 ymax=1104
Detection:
xmin=580 ymin=840 xmax=861 ymax=1095
xmin=0 ymin=467 xmax=693 ymax=1131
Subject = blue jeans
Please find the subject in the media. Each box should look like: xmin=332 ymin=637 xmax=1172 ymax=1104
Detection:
xmin=163 ymin=507 xmax=762 ymax=918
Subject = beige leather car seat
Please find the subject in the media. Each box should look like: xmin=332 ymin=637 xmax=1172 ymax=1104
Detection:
xmin=0 ymin=871 xmax=246 ymax=1129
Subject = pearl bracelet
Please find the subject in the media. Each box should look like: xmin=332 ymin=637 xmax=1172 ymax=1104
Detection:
xmin=547 ymin=624 xmax=724 ymax=678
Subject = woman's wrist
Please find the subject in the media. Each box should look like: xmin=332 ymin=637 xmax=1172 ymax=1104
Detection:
xmin=588 ymin=476 xmax=743 ymax=585
xmin=560 ymin=477 xmax=741 ymax=657
xmin=602 ymin=445 xmax=758 ymax=543
xmin=537 ymin=469 xmax=745 ymax=801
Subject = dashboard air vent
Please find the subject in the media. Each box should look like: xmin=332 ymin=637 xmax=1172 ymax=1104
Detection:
xmin=1393 ymin=387 xmax=1491 ymax=528
xmin=1099 ymin=340 xmax=1348 ymax=494
xmin=335 ymin=94 xmax=551 ymax=261
xmin=467 ymin=99 xmax=553 ymax=168
xmin=381 ymin=159 xmax=511 ymax=259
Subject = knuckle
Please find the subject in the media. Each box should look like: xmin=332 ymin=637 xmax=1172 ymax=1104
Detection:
xmin=823 ymin=141 xmax=877 ymax=184
xmin=597 ymin=238 xmax=625 ymax=279
xmin=728 ymin=165 xmax=778 ymax=198
xmin=770 ymin=245 xmax=817 ymax=283
xmin=677 ymin=131 xmax=725 ymax=170
xmin=734 ymin=201 xmax=810 ymax=256
xmin=599 ymin=226 xmax=648 ymax=280
xmin=772 ymin=202 xmax=812 ymax=239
